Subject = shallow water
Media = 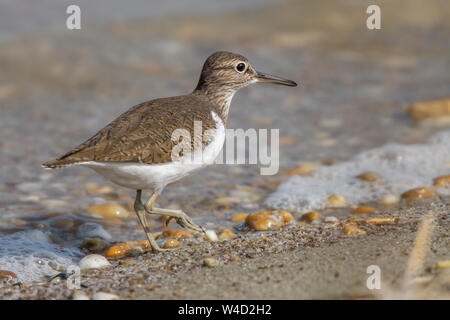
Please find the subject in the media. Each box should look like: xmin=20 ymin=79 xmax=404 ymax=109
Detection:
xmin=0 ymin=0 xmax=449 ymax=282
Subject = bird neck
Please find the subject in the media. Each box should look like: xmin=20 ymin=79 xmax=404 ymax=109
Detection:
xmin=193 ymin=84 xmax=236 ymax=123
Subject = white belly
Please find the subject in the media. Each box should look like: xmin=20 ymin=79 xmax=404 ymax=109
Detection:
xmin=79 ymin=111 xmax=225 ymax=192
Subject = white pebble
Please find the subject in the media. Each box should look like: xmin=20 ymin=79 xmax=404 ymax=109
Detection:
xmin=92 ymin=292 xmax=119 ymax=300
xmin=25 ymin=230 xmax=50 ymax=243
xmin=72 ymin=291 xmax=90 ymax=300
xmin=324 ymin=216 xmax=338 ymax=223
xmin=381 ymin=194 xmax=400 ymax=205
xmin=78 ymin=254 xmax=111 ymax=270
xmin=205 ymin=230 xmax=218 ymax=242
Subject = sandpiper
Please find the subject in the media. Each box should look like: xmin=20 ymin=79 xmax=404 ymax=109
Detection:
xmin=43 ymin=51 xmax=297 ymax=252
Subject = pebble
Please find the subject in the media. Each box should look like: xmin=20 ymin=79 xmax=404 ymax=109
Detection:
xmin=92 ymin=292 xmax=119 ymax=300
xmin=352 ymin=206 xmax=375 ymax=214
xmin=324 ymin=216 xmax=338 ymax=223
xmin=81 ymin=238 xmax=108 ymax=252
xmin=77 ymin=223 xmax=111 ymax=240
xmin=365 ymin=217 xmax=396 ymax=225
xmin=163 ymin=239 xmax=180 ymax=249
xmin=344 ymin=225 xmax=366 ymax=235
xmin=328 ymin=194 xmax=346 ymax=207
xmin=409 ymin=98 xmax=450 ymax=120
xmin=436 ymin=261 xmax=450 ymax=269
xmin=433 ymin=175 xmax=450 ymax=188
xmin=381 ymin=194 xmax=400 ymax=205
xmin=300 ymin=211 xmax=323 ymax=222
xmin=205 ymin=230 xmax=219 ymax=242
xmin=218 ymin=229 xmax=235 ymax=240
xmin=84 ymin=183 xmax=114 ymax=194
xmin=160 ymin=229 xmax=191 ymax=239
xmin=245 ymin=210 xmax=294 ymax=231
xmin=72 ymin=290 xmax=90 ymax=300
xmin=87 ymin=203 xmax=130 ymax=219
xmin=103 ymin=243 xmax=131 ymax=258
xmin=0 ymin=270 xmax=17 ymax=280
xmin=126 ymin=240 xmax=150 ymax=251
xmin=203 ymin=258 xmax=219 ymax=267
xmin=401 ymin=187 xmax=435 ymax=200
xmin=78 ymin=254 xmax=111 ymax=270
xmin=288 ymin=162 xmax=321 ymax=176
xmin=230 ymin=213 xmax=248 ymax=222
xmin=356 ymin=172 xmax=381 ymax=182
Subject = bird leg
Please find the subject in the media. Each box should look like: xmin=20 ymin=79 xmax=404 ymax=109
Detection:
xmin=144 ymin=193 xmax=205 ymax=234
xmin=134 ymin=190 xmax=167 ymax=253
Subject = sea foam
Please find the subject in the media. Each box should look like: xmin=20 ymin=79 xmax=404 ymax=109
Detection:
xmin=266 ymin=131 xmax=450 ymax=213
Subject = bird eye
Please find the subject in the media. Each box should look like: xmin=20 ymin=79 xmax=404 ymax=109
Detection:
xmin=235 ymin=62 xmax=246 ymax=73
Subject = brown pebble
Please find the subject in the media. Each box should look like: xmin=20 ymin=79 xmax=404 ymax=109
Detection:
xmin=0 ymin=270 xmax=17 ymax=280
xmin=401 ymin=187 xmax=435 ymax=200
xmin=163 ymin=239 xmax=180 ymax=249
xmin=203 ymin=258 xmax=219 ymax=267
xmin=245 ymin=210 xmax=294 ymax=231
xmin=126 ymin=240 xmax=150 ymax=251
xmin=300 ymin=211 xmax=323 ymax=222
xmin=365 ymin=217 xmax=396 ymax=225
xmin=297 ymin=222 xmax=309 ymax=226
xmin=229 ymin=256 xmax=240 ymax=262
xmin=87 ymin=203 xmax=130 ymax=219
xmin=230 ymin=213 xmax=248 ymax=222
xmin=103 ymin=243 xmax=131 ymax=258
xmin=344 ymin=225 xmax=366 ymax=235
xmin=81 ymin=238 xmax=108 ymax=253
xmin=218 ymin=229 xmax=235 ymax=240
xmin=409 ymin=98 xmax=450 ymax=120
xmin=436 ymin=261 xmax=450 ymax=269
xmin=160 ymin=229 xmax=191 ymax=239
xmin=356 ymin=172 xmax=381 ymax=182
xmin=49 ymin=216 xmax=75 ymax=230
xmin=328 ymin=194 xmax=346 ymax=207
xmin=353 ymin=206 xmax=375 ymax=214
xmin=288 ymin=162 xmax=321 ymax=176
xmin=433 ymin=175 xmax=450 ymax=188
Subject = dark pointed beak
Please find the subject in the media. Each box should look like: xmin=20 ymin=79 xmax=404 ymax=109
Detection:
xmin=256 ymin=71 xmax=297 ymax=87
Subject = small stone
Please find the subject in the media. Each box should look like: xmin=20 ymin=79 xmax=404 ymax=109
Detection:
xmin=365 ymin=217 xmax=396 ymax=225
xmin=433 ymin=175 xmax=450 ymax=188
xmin=297 ymin=222 xmax=309 ymax=226
xmin=229 ymin=256 xmax=240 ymax=262
xmin=356 ymin=172 xmax=381 ymax=182
xmin=160 ymin=229 xmax=191 ymax=239
xmin=300 ymin=211 xmax=323 ymax=222
xmin=324 ymin=216 xmax=338 ymax=223
xmin=163 ymin=239 xmax=180 ymax=249
xmin=328 ymin=194 xmax=346 ymax=207
xmin=344 ymin=225 xmax=366 ymax=235
xmin=77 ymin=223 xmax=112 ymax=240
xmin=230 ymin=213 xmax=248 ymax=222
xmin=409 ymin=98 xmax=450 ymax=121
xmin=103 ymin=243 xmax=131 ymax=258
xmin=79 ymin=254 xmax=111 ymax=270
xmin=0 ymin=270 xmax=17 ymax=280
xmin=87 ymin=203 xmax=129 ymax=219
xmin=72 ymin=290 xmax=90 ymax=300
xmin=353 ymin=206 xmax=375 ymax=214
xmin=92 ymin=292 xmax=119 ymax=300
xmin=436 ymin=261 xmax=450 ymax=269
xmin=218 ymin=229 xmax=235 ymax=240
xmin=288 ymin=162 xmax=321 ymax=176
xmin=401 ymin=187 xmax=435 ymax=200
xmin=205 ymin=230 xmax=218 ymax=242
xmin=203 ymin=258 xmax=219 ymax=267
xmin=245 ymin=210 xmax=294 ymax=231
xmin=81 ymin=238 xmax=108 ymax=252
xmin=126 ymin=240 xmax=150 ymax=251
xmin=381 ymin=194 xmax=400 ymax=205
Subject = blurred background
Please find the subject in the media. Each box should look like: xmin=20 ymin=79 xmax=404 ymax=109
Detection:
xmin=0 ymin=0 xmax=449 ymax=291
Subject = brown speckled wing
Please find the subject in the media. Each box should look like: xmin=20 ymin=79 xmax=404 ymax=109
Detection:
xmin=43 ymin=94 xmax=218 ymax=168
